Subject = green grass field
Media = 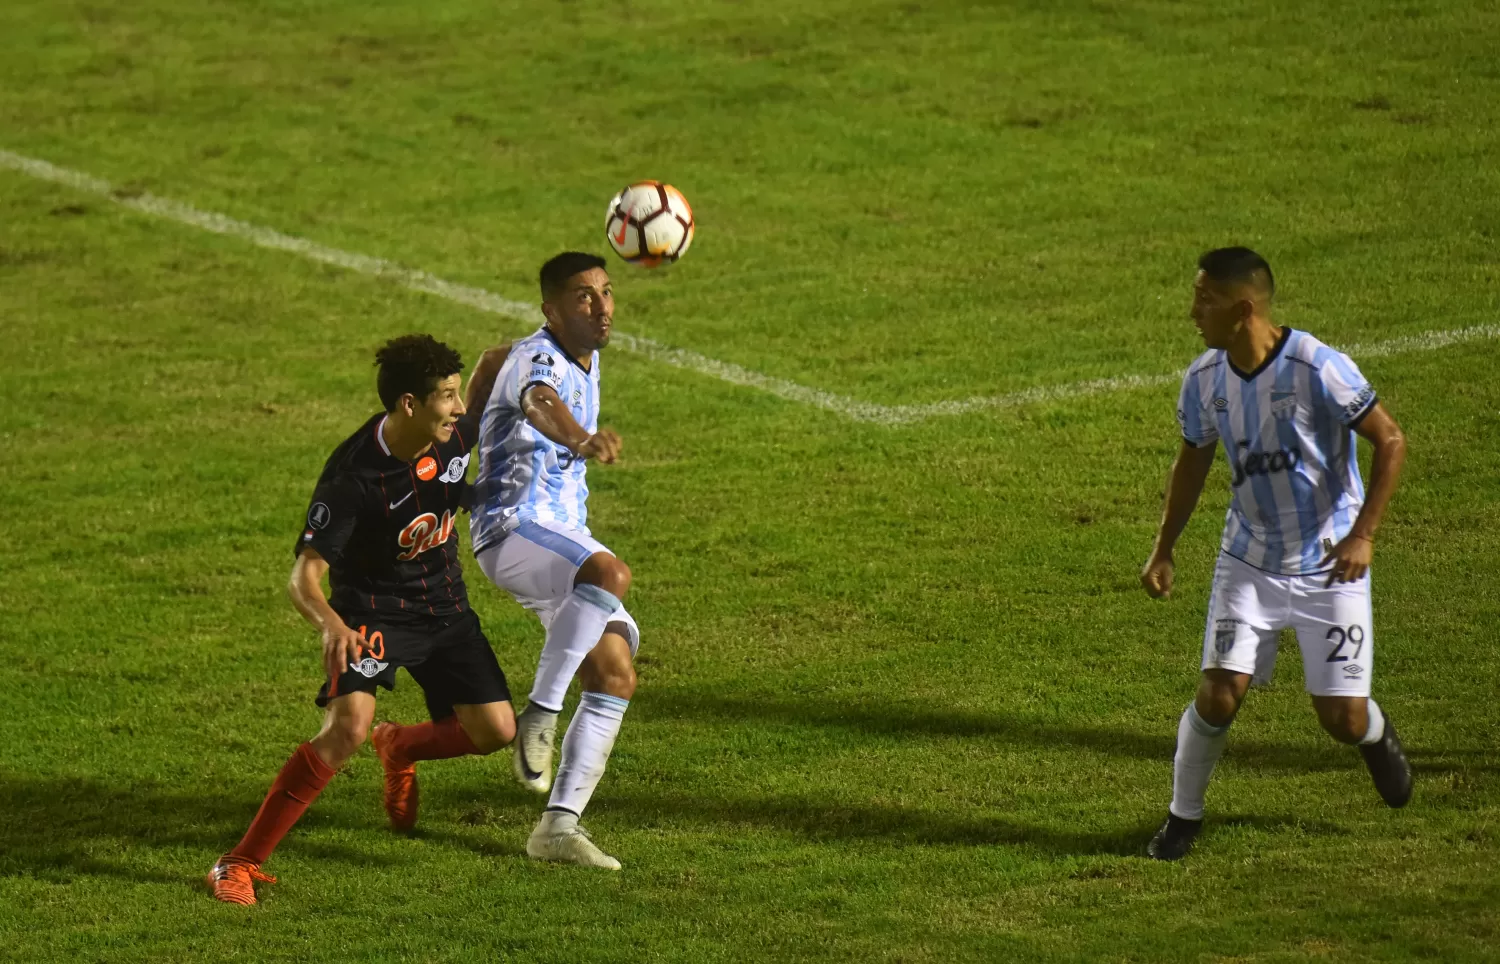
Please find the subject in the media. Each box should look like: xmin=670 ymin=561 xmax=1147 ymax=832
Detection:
xmin=2 ymin=1 xmax=1499 ymax=960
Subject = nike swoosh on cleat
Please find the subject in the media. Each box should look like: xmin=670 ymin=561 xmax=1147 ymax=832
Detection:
xmin=389 ymin=492 xmax=413 ymax=510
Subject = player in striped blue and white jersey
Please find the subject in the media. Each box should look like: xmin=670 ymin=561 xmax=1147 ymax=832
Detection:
xmin=1177 ymin=325 xmax=1375 ymax=575
xmin=470 ymin=316 xmax=602 ymax=538
xmin=467 ymin=252 xmax=639 ymax=870
xmin=1141 ymin=248 xmax=1412 ymax=860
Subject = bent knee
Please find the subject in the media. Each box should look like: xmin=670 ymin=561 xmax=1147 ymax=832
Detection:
xmin=603 ymin=663 xmax=637 ymax=700
xmin=578 ymin=553 xmax=631 ymax=599
xmin=455 ymin=707 xmax=516 ymax=754
xmin=316 ymin=723 xmax=368 ymax=764
xmin=467 ymin=724 xmax=514 ymax=755
xmin=581 ymin=654 xmax=637 ymax=700
xmin=1195 ymin=676 xmax=1246 ymax=727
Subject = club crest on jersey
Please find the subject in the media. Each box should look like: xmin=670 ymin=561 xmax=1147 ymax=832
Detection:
xmin=438 ymin=453 xmax=470 ymax=484
xmin=397 ymin=509 xmax=456 ymax=560
xmin=1271 ymin=391 xmax=1297 ymax=420
xmin=350 ymin=656 xmax=390 ymax=678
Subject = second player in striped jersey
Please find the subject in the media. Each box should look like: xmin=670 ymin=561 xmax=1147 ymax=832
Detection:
xmin=1177 ymin=324 xmax=1377 ymax=574
xmin=469 ymin=251 xmax=639 ymax=870
xmin=1142 ymin=247 xmax=1412 ymax=861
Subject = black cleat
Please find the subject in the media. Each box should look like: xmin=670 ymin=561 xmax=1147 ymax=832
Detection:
xmin=1360 ymin=718 xmax=1413 ymax=808
xmin=1147 ymin=813 xmax=1203 ymax=861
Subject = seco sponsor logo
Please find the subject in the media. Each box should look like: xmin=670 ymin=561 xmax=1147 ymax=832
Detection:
xmin=1230 ymin=440 xmax=1301 ymax=488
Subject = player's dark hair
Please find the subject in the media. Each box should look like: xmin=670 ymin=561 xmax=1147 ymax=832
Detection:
xmin=539 ymin=251 xmax=608 ymax=300
xmin=1198 ymin=247 xmax=1275 ymax=299
xmin=374 ymin=334 xmax=465 ymax=411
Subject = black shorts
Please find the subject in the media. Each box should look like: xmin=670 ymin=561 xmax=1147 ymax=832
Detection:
xmin=316 ymin=608 xmax=510 ymax=721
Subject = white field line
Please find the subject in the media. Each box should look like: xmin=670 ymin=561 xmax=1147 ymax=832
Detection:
xmin=4 ymin=147 xmax=1497 ymax=425
xmin=880 ymin=323 xmax=1500 ymax=421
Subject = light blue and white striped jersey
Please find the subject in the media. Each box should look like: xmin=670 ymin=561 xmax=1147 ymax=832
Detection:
xmin=470 ymin=328 xmax=600 ymax=555
xmin=1177 ymin=328 xmax=1377 ymax=575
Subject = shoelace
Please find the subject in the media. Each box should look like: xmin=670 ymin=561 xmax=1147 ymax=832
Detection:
xmin=216 ymin=863 xmax=277 ymax=885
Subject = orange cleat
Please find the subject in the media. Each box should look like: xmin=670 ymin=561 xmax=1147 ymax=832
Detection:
xmin=206 ymin=856 xmax=276 ymax=905
xmin=372 ymin=722 xmax=420 ymax=831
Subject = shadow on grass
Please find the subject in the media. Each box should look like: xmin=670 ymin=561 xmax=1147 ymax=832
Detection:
xmin=0 ymin=771 xmax=396 ymax=885
xmin=432 ymin=783 xmax=1346 ymax=860
xmin=640 ymin=688 xmax=1495 ymax=775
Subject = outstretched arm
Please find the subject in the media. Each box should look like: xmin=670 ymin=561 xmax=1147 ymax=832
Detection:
xmin=464 ymin=344 xmax=511 ymax=414
xmin=1142 ymin=440 xmax=1217 ymax=598
xmin=1322 ymin=402 xmax=1406 ymax=584
xmin=520 ymin=384 xmax=622 ymax=464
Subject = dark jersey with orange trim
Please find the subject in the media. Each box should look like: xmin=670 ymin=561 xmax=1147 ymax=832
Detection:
xmin=296 ymin=412 xmax=479 ymax=623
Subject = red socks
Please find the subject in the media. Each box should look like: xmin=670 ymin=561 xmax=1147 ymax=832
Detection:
xmin=384 ymin=716 xmax=480 ymax=767
xmin=227 ymin=720 xmax=479 ymax=866
xmin=229 ymin=742 xmax=336 ymax=866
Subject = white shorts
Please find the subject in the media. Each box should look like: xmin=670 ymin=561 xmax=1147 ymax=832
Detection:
xmin=474 ymin=519 xmax=639 ymax=656
xmin=1201 ymin=551 xmax=1373 ymax=697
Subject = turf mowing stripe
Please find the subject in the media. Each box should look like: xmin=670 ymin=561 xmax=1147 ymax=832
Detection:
xmin=4 ymin=148 xmax=1496 ymax=426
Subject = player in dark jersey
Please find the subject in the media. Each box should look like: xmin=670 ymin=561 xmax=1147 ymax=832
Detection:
xmin=208 ymin=334 xmax=514 ymax=905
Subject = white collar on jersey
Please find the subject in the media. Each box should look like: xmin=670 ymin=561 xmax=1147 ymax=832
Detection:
xmin=376 ymin=415 xmax=394 ymax=457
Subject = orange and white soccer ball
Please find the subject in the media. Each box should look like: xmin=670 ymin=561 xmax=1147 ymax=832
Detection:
xmin=604 ymin=181 xmax=695 ymax=267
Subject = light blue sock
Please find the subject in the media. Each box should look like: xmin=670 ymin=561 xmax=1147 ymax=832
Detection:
xmin=529 ymin=584 xmax=621 ymax=711
xmin=547 ymin=692 xmax=629 ymax=817
xmin=1169 ymin=703 xmax=1231 ymax=820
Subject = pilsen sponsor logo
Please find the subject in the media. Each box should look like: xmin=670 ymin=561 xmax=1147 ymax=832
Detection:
xmin=397 ymin=510 xmax=457 ymax=560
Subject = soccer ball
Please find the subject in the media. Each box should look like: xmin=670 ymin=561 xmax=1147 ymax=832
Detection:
xmin=604 ymin=181 xmax=695 ymax=267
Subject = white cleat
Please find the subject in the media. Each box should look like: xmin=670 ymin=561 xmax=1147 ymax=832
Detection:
xmin=512 ymin=704 xmax=558 ymax=793
xmin=527 ymin=813 xmax=622 ymax=870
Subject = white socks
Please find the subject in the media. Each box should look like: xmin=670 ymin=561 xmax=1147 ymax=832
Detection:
xmin=1169 ymin=703 xmax=1232 ymax=821
xmin=1359 ymin=698 xmax=1386 ymax=745
xmin=535 ymin=809 xmax=578 ymax=834
xmin=547 ymin=692 xmax=629 ymax=817
xmin=530 ymin=584 xmax=621 ymax=712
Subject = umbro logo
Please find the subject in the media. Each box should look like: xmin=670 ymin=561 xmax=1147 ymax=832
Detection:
xmin=1343 ymin=664 xmax=1364 ymax=678
xmin=1213 ymin=397 xmax=1228 ymax=409
xmin=389 ymin=492 xmax=413 ymax=510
